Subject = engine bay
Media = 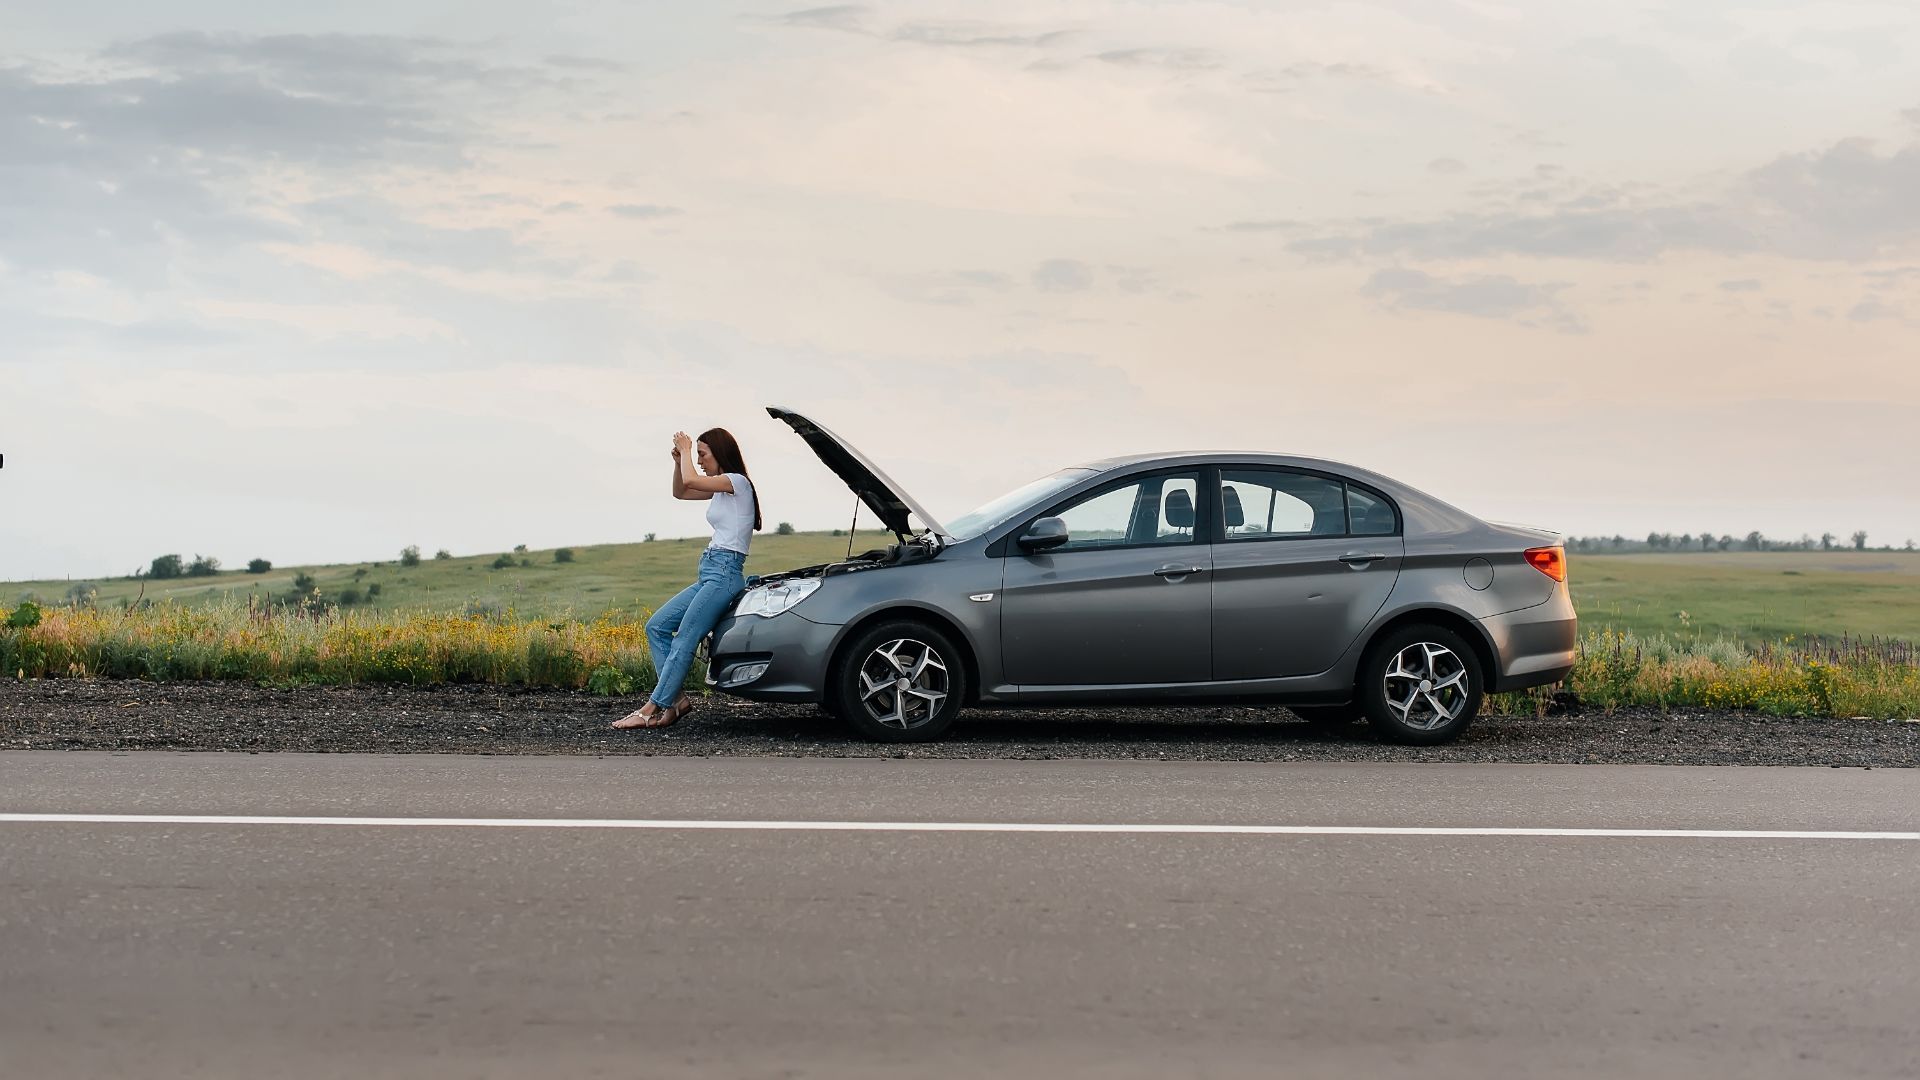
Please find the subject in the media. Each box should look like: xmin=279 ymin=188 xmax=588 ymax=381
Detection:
xmin=753 ymin=534 xmax=941 ymax=586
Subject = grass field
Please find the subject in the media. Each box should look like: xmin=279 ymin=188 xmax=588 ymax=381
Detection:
xmin=7 ymin=541 xmax=1919 ymax=644
xmin=1572 ymin=551 xmax=1920 ymax=643
xmin=4 ymin=534 xmax=866 ymax=623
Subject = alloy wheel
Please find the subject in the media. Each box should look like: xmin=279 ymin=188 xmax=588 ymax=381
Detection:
xmin=857 ymin=638 xmax=949 ymax=731
xmin=1382 ymin=641 xmax=1470 ymax=732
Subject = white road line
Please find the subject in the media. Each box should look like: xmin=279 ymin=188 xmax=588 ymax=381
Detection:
xmin=1 ymin=814 xmax=1917 ymax=839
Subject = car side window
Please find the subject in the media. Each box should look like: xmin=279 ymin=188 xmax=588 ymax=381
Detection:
xmin=1047 ymin=473 xmax=1199 ymax=552
xmin=1219 ymin=469 xmax=1347 ymax=540
xmin=1347 ymin=484 xmax=1399 ymax=536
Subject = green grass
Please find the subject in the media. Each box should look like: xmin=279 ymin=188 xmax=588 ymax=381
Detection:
xmin=8 ymin=541 xmax=1919 ymax=645
xmin=5 ymin=534 xmax=870 ymax=622
xmin=1570 ymin=551 xmax=1920 ymax=643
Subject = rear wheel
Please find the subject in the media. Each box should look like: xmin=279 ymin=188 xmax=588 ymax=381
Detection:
xmin=828 ymin=620 xmax=968 ymax=743
xmin=1358 ymin=624 xmax=1483 ymax=745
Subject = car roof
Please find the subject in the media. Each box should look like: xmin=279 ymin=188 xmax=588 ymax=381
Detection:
xmin=1073 ymin=450 xmax=1377 ymax=477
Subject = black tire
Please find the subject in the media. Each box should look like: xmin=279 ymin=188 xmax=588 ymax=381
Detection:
xmin=828 ymin=620 xmax=968 ymax=743
xmin=1357 ymin=624 xmax=1484 ymax=745
xmin=1290 ymin=704 xmax=1363 ymax=728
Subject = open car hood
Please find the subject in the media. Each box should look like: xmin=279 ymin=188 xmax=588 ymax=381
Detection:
xmin=767 ymin=406 xmax=949 ymax=540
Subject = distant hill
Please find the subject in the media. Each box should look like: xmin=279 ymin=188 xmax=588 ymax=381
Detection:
xmin=2 ymin=533 xmax=872 ymax=621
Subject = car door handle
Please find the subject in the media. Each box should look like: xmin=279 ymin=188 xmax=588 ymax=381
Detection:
xmin=1339 ymin=552 xmax=1388 ymax=566
xmin=1153 ymin=565 xmax=1206 ymax=577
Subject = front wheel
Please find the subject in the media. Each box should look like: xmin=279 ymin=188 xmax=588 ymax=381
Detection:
xmin=828 ymin=621 xmax=968 ymax=742
xmin=1358 ymin=625 xmax=1483 ymax=745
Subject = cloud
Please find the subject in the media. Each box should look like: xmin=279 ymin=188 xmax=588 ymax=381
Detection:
xmin=0 ymin=34 xmax=611 ymax=286
xmin=1719 ymin=279 xmax=1763 ymax=292
xmin=606 ymin=203 xmax=684 ymax=219
xmin=773 ymin=6 xmax=1072 ymax=49
xmin=1032 ymin=259 xmax=1094 ymax=293
xmin=895 ymin=24 xmax=1075 ymax=49
xmin=1287 ymin=203 xmax=1754 ymax=262
xmin=1428 ymin=157 xmax=1467 ymax=175
xmin=1217 ymin=219 xmax=1298 ymax=234
xmin=776 ymin=5 xmax=871 ymax=33
xmin=1363 ymin=268 xmax=1583 ymax=332
xmin=1092 ymin=48 xmax=1224 ymax=72
xmin=1848 ymin=298 xmax=1906 ymax=323
xmin=544 ymin=54 xmax=627 ymax=72
xmin=106 ymin=31 xmax=563 ymax=103
xmin=881 ymin=269 xmax=1015 ymax=306
xmin=1274 ymin=124 xmax=1920 ymax=264
xmin=1748 ymin=136 xmax=1920 ymax=259
xmin=299 ymin=196 xmax=527 ymax=270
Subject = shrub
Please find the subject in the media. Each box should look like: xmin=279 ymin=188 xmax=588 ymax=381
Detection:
xmin=366 ymin=583 xmax=383 ymax=599
xmin=587 ymin=664 xmax=635 ymax=696
xmin=186 ymin=554 xmax=221 ymax=577
xmin=464 ymin=598 xmax=504 ymax=619
xmin=519 ymin=558 xmax=532 ymax=568
xmin=246 ymin=558 xmax=272 ymax=574
xmin=291 ymin=571 xmax=317 ymax=592
xmin=554 ymin=548 xmax=575 ymax=563
xmin=513 ymin=544 xmax=528 ymax=554
xmin=338 ymin=586 xmax=363 ymax=607
xmin=831 ymin=529 xmax=843 ymax=537
xmin=400 ymin=545 xmax=422 ymax=567
xmin=434 ymin=549 xmax=452 ymax=560
xmin=490 ymin=554 xmax=516 ymax=570
xmin=644 ymin=533 xmax=656 ymax=543
xmin=65 ymin=583 xmax=99 ymax=606
xmin=776 ymin=522 xmax=795 ymax=535
xmin=6 ymin=600 xmax=42 ymax=629
xmin=147 ymin=554 xmax=184 ymax=580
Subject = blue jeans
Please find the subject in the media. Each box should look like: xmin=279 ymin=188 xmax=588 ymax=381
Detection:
xmin=646 ymin=547 xmax=747 ymax=707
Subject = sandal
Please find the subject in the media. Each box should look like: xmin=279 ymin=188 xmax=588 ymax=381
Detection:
xmin=612 ymin=703 xmax=674 ymax=730
xmin=611 ymin=692 xmax=699 ymax=731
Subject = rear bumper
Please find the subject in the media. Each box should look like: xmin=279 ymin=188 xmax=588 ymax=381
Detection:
xmin=1483 ymin=588 xmax=1578 ymax=693
xmin=704 ymin=610 xmax=838 ymax=703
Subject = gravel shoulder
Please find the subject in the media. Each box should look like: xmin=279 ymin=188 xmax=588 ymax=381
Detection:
xmin=3 ymin=679 xmax=1916 ymax=765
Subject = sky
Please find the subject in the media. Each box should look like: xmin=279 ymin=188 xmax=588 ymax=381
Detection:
xmin=3 ymin=0 xmax=1919 ymax=582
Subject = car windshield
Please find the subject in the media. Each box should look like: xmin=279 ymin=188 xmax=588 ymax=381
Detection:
xmin=944 ymin=469 xmax=1094 ymax=540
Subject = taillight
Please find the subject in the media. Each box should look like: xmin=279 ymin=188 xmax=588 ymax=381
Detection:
xmin=1524 ymin=546 xmax=1565 ymax=582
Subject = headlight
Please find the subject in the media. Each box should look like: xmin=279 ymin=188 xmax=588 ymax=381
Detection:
xmin=735 ymin=577 xmax=821 ymax=618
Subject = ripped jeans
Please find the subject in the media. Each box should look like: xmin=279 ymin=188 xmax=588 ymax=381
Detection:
xmin=645 ymin=546 xmax=747 ymax=708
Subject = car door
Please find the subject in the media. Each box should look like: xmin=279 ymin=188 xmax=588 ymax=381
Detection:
xmin=999 ymin=469 xmax=1212 ymax=687
xmin=1210 ymin=468 xmax=1404 ymax=679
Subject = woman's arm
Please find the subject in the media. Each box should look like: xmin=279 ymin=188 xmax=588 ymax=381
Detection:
xmin=671 ymin=431 xmax=736 ymax=496
xmin=670 ymin=446 xmax=713 ymax=501
xmin=677 ymin=452 xmax=735 ymax=495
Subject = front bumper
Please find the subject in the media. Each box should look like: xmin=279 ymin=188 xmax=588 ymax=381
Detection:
xmin=704 ymin=610 xmax=841 ymax=703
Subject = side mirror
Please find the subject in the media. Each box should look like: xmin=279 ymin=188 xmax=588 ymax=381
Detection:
xmin=1018 ymin=517 xmax=1069 ymax=552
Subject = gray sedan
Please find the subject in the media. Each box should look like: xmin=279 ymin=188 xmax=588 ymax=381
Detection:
xmin=707 ymin=407 xmax=1577 ymax=744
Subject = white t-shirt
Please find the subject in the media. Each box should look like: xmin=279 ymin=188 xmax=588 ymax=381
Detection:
xmin=706 ymin=472 xmax=755 ymax=554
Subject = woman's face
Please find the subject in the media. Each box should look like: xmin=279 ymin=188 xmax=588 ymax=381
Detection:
xmin=696 ymin=441 xmax=718 ymax=475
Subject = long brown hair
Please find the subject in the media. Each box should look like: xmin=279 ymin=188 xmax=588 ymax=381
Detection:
xmin=698 ymin=427 xmax=762 ymax=532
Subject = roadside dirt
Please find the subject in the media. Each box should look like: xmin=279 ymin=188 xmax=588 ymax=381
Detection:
xmin=3 ymin=679 xmax=1916 ymax=765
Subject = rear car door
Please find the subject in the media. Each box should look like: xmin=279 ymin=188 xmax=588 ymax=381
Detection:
xmin=999 ymin=469 xmax=1212 ymax=687
xmin=1210 ymin=468 xmax=1404 ymax=679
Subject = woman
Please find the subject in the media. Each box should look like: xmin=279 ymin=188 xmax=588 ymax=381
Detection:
xmin=613 ymin=427 xmax=761 ymax=729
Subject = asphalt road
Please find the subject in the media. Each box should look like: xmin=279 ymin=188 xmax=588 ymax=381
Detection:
xmin=3 ymin=754 xmax=1917 ymax=1079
